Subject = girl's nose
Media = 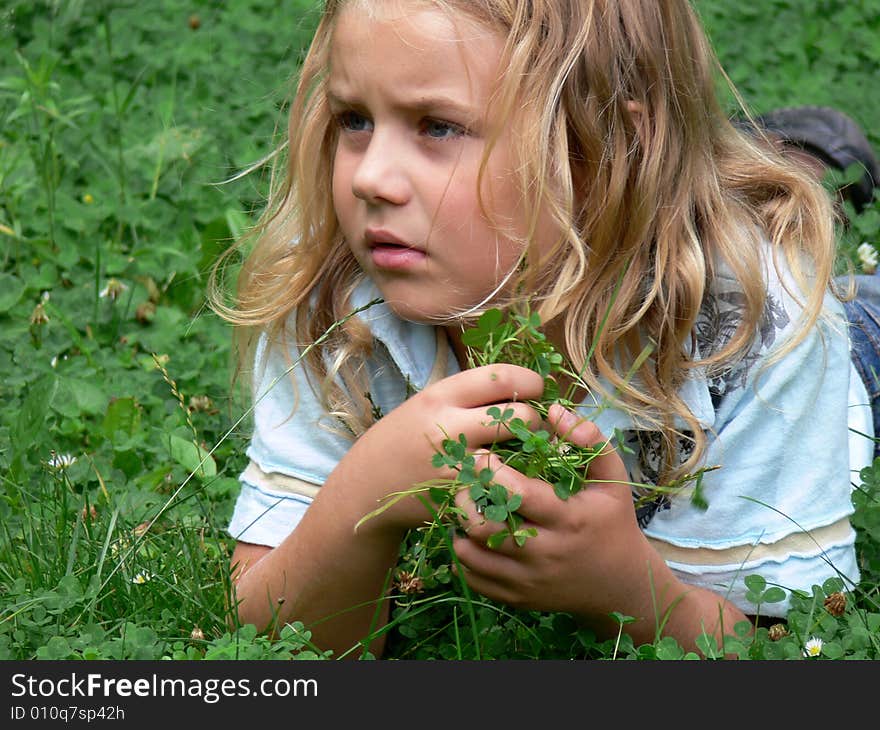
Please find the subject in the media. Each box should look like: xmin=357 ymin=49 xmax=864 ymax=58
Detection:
xmin=351 ymin=130 xmax=410 ymax=206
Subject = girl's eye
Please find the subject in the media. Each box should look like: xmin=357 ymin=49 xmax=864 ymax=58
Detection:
xmin=420 ymin=119 xmax=466 ymax=140
xmin=335 ymin=111 xmax=373 ymax=133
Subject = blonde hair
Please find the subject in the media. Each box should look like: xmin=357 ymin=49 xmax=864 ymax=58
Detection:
xmin=210 ymin=0 xmax=844 ymax=480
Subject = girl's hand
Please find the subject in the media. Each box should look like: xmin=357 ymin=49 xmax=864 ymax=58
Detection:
xmin=335 ymin=363 xmax=546 ymax=535
xmin=450 ymin=403 xmax=659 ymax=623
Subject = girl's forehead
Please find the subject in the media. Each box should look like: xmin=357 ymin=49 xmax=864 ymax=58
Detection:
xmin=336 ymin=0 xmax=449 ymax=21
xmin=334 ymin=0 xmax=496 ymax=38
xmin=329 ymin=1 xmax=506 ymax=80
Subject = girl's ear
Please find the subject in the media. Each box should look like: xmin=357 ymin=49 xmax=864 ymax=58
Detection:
xmin=626 ymin=100 xmax=646 ymax=139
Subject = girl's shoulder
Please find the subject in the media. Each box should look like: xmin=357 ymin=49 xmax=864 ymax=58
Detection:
xmin=263 ymin=277 xmax=458 ymax=392
xmin=698 ymin=233 xmax=845 ymax=361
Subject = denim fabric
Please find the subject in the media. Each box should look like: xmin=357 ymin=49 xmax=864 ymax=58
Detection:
xmin=843 ymin=274 xmax=880 ymax=459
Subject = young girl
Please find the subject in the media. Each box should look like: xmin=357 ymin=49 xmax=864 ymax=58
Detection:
xmin=211 ymin=0 xmax=874 ymax=657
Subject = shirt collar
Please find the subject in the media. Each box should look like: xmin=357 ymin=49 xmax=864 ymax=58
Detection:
xmin=350 ymin=279 xmax=441 ymax=391
xmin=350 ymin=278 xmax=715 ymax=430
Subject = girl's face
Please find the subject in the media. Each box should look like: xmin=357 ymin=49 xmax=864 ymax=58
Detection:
xmin=329 ymin=2 xmax=552 ymax=323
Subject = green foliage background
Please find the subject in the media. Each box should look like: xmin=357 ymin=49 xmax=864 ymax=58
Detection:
xmin=1 ymin=0 xmax=879 ymax=660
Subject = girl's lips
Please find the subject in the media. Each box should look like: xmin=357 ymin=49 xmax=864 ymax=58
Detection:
xmin=370 ymin=244 xmax=426 ymax=270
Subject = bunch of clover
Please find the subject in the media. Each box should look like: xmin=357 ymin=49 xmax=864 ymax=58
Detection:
xmin=357 ymin=303 xmax=717 ymax=605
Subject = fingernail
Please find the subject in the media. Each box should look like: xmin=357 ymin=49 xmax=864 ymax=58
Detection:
xmin=553 ymin=405 xmax=575 ymax=428
xmin=473 ymin=448 xmax=491 ymax=460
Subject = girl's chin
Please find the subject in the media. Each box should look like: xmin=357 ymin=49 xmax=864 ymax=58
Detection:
xmin=375 ymin=294 xmax=459 ymax=325
xmin=370 ymin=279 xmax=502 ymax=325
xmin=382 ymin=299 xmax=451 ymax=324
xmin=384 ymin=302 xmax=494 ymax=330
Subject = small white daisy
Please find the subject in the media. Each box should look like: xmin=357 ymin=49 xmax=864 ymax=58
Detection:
xmin=858 ymin=242 xmax=878 ymax=274
xmin=131 ymin=572 xmax=152 ymax=585
xmin=47 ymin=452 xmax=77 ymax=470
xmin=803 ymin=636 xmax=823 ymax=658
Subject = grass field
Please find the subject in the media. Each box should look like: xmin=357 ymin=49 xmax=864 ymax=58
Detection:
xmin=1 ymin=0 xmax=879 ymax=660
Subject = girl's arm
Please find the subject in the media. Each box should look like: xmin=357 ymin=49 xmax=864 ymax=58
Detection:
xmin=229 ymin=484 xmax=406 ymax=658
xmin=451 ymin=404 xmax=749 ymax=654
xmin=229 ymin=364 xmax=546 ymax=658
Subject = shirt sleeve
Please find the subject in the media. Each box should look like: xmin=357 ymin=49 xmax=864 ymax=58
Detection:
xmin=226 ymin=333 xmax=353 ymax=547
xmin=643 ymin=288 xmax=861 ymax=617
xmin=226 ymin=481 xmax=313 ymax=548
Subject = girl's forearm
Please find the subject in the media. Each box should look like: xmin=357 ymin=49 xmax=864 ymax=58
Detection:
xmin=232 ymin=484 xmax=405 ymax=658
xmin=582 ymin=546 xmax=749 ymax=655
xmin=648 ymin=583 xmax=750 ymax=657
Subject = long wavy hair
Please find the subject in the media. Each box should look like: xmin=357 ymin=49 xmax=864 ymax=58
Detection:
xmin=209 ymin=0 xmax=844 ymax=481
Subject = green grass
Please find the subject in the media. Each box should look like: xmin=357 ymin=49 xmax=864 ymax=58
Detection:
xmin=1 ymin=0 xmax=879 ymax=661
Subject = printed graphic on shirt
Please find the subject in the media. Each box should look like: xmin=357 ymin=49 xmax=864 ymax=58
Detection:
xmin=628 ymin=288 xmax=790 ymax=528
xmin=694 ymin=289 xmax=790 ymax=408
xmin=625 ymin=430 xmax=696 ymax=528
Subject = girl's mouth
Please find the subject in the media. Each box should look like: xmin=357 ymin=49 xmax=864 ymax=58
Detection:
xmin=370 ymin=243 xmax=426 ymax=270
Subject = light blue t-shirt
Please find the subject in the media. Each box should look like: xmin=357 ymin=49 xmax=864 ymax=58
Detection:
xmin=229 ymin=265 xmax=872 ymax=618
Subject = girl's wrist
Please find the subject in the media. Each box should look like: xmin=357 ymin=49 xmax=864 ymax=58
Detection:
xmin=599 ymin=540 xmax=741 ymax=650
xmin=573 ymin=535 xmax=684 ymax=639
xmin=316 ymin=468 xmax=410 ymax=545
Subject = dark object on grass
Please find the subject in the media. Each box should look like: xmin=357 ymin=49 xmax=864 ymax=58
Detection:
xmin=737 ymin=106 xmax=879 ymax=213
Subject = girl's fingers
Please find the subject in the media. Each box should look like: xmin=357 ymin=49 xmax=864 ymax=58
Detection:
xmin=450 ymin=534 xmax=525 ymax=599
xmin=547 ymin=403 xmax=623 ymax=483
xmin=467 ymin=401 xmax=546 ymax=445
xmin=547 ymin=403 xmax=606 ymax=447
xmin=454 ymin=407 xmax=630 ymax=542
xmin=454 ymin=451 xmax=560 ymax=532
xmin=431 ymin=363 xmax=545 ymax=408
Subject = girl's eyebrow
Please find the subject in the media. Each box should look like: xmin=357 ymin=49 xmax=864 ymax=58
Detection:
xmin=326 ymin=88 xmax=477 ymax=121
xmin=325 ymin=89 xmax=361 ymax=108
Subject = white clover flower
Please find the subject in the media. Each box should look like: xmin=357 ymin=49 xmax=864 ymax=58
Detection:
xmin=803 ymin=636 xmax=823 ymax=658
xmin=99 ymin=278 xmax=129 ymax=301
xmin=858 ymin=242 xmax=878 ymax=274
xmin=47 ymin=452 xmax=77 ymax=470
xmin=109 ymin=537 xmax=131 ymax=559
xmin=30 ymin=302 xmax=49 ymax=326
xmin=131 ymin=572 xmax=152 ymax=585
